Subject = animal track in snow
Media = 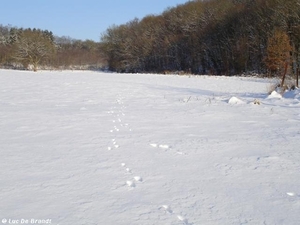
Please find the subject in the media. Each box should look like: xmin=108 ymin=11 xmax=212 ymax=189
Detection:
xmin=121 ymin=162 xmax=143 ymax=188
xmin=124 ymin=176 xmax=143 ymax=189
xmin=159 ymin=144 xmax=170 ymax=149
xmin=126 ymin=180 xmax=135 ymax=188
xmin=177 ymin=215 xmax=189 ymax=224
xmin=150 ymin=143 xmax=171 ymax=149
xmin=109 ymin=137 xmax=117 ymax=148
xmin=150 ymin=143 xmax=158 ymax=148
xmin=159 ymin=205 xmax=191 ymax=224
xmin=160 ymin=205 xmax=173 ymax=213
xmin=150 ymin=143 xmax=187 ymax=156
xmin=107 ymin=147 xmax=112 ymax=151
xmin=176 ymin=151 xmax=187 ymax=155
xmin=133 ymin=176 xmax=143 ymax=182
xmin=287 ymin=192 xmax=297 ymax=197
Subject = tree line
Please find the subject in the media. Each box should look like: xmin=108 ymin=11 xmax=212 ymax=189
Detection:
xmin=1 ymin=0 xmax=300 ymax=87
xmin=101 ymin=0 xmax=300 ymax=84
xmin=0 ymin=25 xmax=106 ymax=71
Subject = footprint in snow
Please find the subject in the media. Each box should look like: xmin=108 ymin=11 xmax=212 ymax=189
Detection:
xmin=121 ymin=163 xmax=126 ymax=167
xmin=159 ymin=205 xmax=191 ymax=224
xmin=150 ymin=143 xmax=158 ymax=148
xmin=108 ymin=147 xmax=112 ymax=151
xmin=150 ymin=143 xmax=170 ymax=149
xmin=287 ymin=192 xmax=297 ymax=197
xmin=133 ymin=176 xmax=143 ymax=182
xmin=159 ymin=145 xmax=170 ymax=149
xmin=176 ymin=151 xmax=186 ymax=155
xmin=125 ymin=177 xmax=143 ymax=189
xmin=160 ymin=205 xmax=173 ymax=214
xmin=177 ymin=215 xmax=189 ymax=224
xmin=126 ymin=180 xmax=135 ymax=188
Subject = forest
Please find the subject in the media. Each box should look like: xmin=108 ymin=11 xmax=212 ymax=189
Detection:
xmin=0 ymin=25 xmax=105 ymax=71
xmin=101 ymin=0 xmax=300 ymax=83
xmin=1 ymin=0 xmax=300 ymax=86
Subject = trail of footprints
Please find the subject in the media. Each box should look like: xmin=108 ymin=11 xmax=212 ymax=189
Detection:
xmin=106 ymin=96 xmax=191 ymax=225
xmin=121 ymin=162 xmax=143 ymax=188
xmin=106 ymin=96 xmax=300 ymax=225
xmin=107 ymin=97 xmax=142 ymax=189
xmin=159 ymin=205 xmax=190 ymax=225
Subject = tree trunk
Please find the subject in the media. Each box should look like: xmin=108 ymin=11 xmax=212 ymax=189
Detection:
xmin=33 ymin=60 xmax=39 ymax=72
xmin=297 ymin=67 xmax=299 ymax=87
xmin=281 ymin=61 xmax=289 ymax=87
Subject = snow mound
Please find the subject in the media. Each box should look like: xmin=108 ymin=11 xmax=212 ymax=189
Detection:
xmin=228 ymin=96 xmax=246 ymax=105
xmin=267 ymin=91 xmax=282 ymax=99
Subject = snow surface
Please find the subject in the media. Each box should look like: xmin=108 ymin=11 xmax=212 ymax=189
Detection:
xmin=0 ymin=69 xmax=300 ymax=225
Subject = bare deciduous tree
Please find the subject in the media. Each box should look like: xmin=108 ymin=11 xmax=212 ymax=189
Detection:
xmin=13 ymin=29 xmax=55 ymax=71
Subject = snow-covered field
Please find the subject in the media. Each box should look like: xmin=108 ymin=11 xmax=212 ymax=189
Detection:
xmin=0 ymin=69 xmax=299 ymax=225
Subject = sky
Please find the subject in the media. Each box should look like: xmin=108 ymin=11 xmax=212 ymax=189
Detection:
xmin=0 ymin=0 xmax=189 ymax=42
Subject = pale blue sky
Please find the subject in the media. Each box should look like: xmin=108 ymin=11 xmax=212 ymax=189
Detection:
xmin=0 ymin=0 xmax=188 ymax=41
